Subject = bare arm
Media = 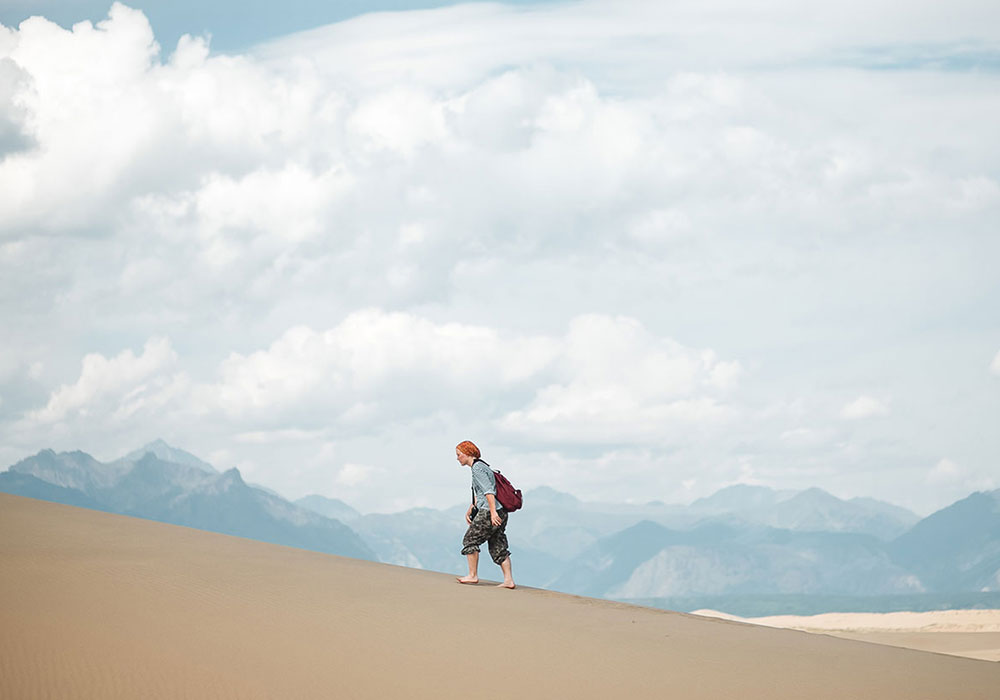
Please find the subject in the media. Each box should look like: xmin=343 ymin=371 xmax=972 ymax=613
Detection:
xmin=486 ymin=494 xmax=502 ymax=526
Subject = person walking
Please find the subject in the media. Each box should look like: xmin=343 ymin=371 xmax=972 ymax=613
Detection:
xmin=455 ymin=440 xmax=515 ymax=589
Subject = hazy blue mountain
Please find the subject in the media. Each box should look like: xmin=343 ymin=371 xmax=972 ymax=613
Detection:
xmin=512 ymin=490 xmax=605 ymax=561
xmin=10 ymin=448 xmax=130 ymax=492
xmin=551 ymin=520 xmax=921 ymax=600
xmin=353 ymin=507 xmax=469 ymax=572
xmin=548 ymin=520 xmax=688 ymax=597
xmin=752 ymin=487 xmax=920 ymax=540
xmin=116 ymin=439 xmax=217 ymax=474
xmin=162 ymin=467 xmax=376 ymax=560
xmin=689 ymin=485 xmax=918 ymax=540
xmin=95 ymin=453 xmax=217 ymax=518
xmin=0 ymin=471 xmax=106 ymax=511
xmin=689 ymin=484 xmax=797 ymax=513
xmin=890 ymin=489 xmax=1000 ymax=592
xmin=526 ymin=486 xmax=581 ymax=507
xmin=611 ymin=529 xmax=921 ymax=599
xmin=849 ymin=496 xmax=921 ymax=524
xmin=503 ymin=541 xmax=569 ymax=588
xmin=296 ymin=494 xmax=363 ymax=523
xmin=512 ymin=487 xmax=694 ymax=562
xmin=4 ymin=445 xmax=375 ymax=562
xmin=248 ymin=482 xmax=285 ymax=498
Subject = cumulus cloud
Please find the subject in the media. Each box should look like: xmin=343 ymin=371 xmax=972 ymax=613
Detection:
xmin=25 ymin=337 xmax=187 ymax=426
xmin=499 ymin=315 xmax=741 ymax=445
xmin=779 ymin=427 xmax=836 ymax=448
xmin=18 ymin=310 xmax=740 ymax=454
xmin=199 ymin=308 xmax=560 ymax=429
xmin=336 ymin=463 xmax=380 ymax=487
xmin=840 ymin=395 xmax=890 ymax=420
xmin=925 ymin=458 xmax=995 ymax=501
xmin=201 ymin=310 xmax=742 ymax=449
xmin=926 ymin=457 xmax=962 ymax=484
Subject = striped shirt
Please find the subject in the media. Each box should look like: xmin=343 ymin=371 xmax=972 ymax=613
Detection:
xmin=471 ymin=460 xmax=502 ymax=511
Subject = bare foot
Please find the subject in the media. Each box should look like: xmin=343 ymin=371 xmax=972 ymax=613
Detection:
xmin=497 ymin=581 xmax=516 ymax=589
xmin=456 ymin=576 xmax=479 ymax=584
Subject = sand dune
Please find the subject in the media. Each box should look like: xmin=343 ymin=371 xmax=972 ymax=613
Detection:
xmin=2 ymin=492 xmax=998 ymax=699
xmin=692 ymin=609 xmax=1000 ymax=662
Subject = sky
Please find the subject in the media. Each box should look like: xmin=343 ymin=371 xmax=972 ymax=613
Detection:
xmin=0 ymin=1 xmax=998 ymax=515
xmin=0 ymin=0 xmax=556 ymax=52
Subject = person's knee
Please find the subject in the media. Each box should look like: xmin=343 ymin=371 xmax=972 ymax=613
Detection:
xmin=489 ymin=547 xmax=510 ymax=565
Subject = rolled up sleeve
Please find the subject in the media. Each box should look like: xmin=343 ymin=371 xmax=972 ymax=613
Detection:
xmin=472 ymin=464 xmax=496 ymax=496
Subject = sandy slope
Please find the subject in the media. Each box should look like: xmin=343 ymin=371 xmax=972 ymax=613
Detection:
xmin=692 ymin=609 xmax=1000 ymax=662
xmin=2 ymin=493 xmax=998 ymax=699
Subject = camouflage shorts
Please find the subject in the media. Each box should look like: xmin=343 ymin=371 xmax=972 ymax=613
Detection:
xmin=461 ymin=508 xmax=510 ymax=565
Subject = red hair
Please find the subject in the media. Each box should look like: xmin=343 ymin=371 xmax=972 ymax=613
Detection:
xmin=456 ymin=440 xmax=481 ymax=459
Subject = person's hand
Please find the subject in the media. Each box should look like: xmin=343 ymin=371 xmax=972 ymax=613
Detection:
xmin=466 ymin=507 xmax=473 ymax=525
xmin=490 ymin=510 xmax=502 ymax=527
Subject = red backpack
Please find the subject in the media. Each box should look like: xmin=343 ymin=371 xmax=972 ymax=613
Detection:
xmin=476 ymin=460 xmax=523 ymax=512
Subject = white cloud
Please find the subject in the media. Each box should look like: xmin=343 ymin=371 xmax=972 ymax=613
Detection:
xmin=336 ymin=462 xmax=379 ymax=487
xmin=779 ymin=427 xmax=836 ymax=448
xmin=840 ymin=395 xmax=890 ymax=420
xmin=18 ymin=310 xmax=740 ymax=454
xmin=499 ymin=315 xmax=741 ymax=445
xmin=233 ymin=428 xmax=329 ymax=444
xmin=926 ymin=458 xmax=962 ymax=485
xmin=348 ymin=88 xmax=448 ymax=156
xmin=925 ymin=458 xmax=995 ymax=501
xmin=25 ymin=337 xmax=186 ymax=425
xmin=990 ymin=350 xmax=1000 ymax=376
xmin=201 ymin=309 xmax=560 ymax=427
xmin=192 ymin=310 xmax=742 ymax=449
xmin=0 ymin=4 xmax=164 ymax=230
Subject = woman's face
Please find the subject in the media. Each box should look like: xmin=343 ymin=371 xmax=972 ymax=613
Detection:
xmin=456 ymin=449 xmax=473 ymax=466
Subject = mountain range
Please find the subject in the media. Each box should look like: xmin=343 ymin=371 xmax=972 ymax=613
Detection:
xmin=3 ymin=441 xmax=998 ymax=611
xmin=1 ymin=441 xmax=374 ymax=561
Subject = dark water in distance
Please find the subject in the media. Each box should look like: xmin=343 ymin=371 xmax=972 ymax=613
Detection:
xmin=618 ymin=592 xmax=1000 ymax=617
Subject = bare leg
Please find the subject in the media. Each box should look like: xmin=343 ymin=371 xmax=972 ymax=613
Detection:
xmin=497 ymin=556 xmax=515 ymax=589
xmin=457 ymin=551 xmax=479 ymax=584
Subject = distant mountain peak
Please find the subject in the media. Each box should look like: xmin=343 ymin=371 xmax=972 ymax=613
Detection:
xmin=526 ymin=486 xmax=580 ymax=505
xmin=791 ymin=487 xmax=841 ymax=503
xmin=120 ymin=440 xmax=217 ymax=474
xmin=134 ymin=438 xmax=182 ymax=455
xmin=220 ymin=467 xmax=243 ymax=482
xmin=295 ymin=494 xmax=362 ymax=522
xmin=193 ymin=467 xmax=246 ymax=496
xmin=2 ymin=447 xmax=376 ymax=563
xmin=624 ymin=519 xmax=672 ymax=537
xmin=691 ymin=483 xmax=787 ymax=512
